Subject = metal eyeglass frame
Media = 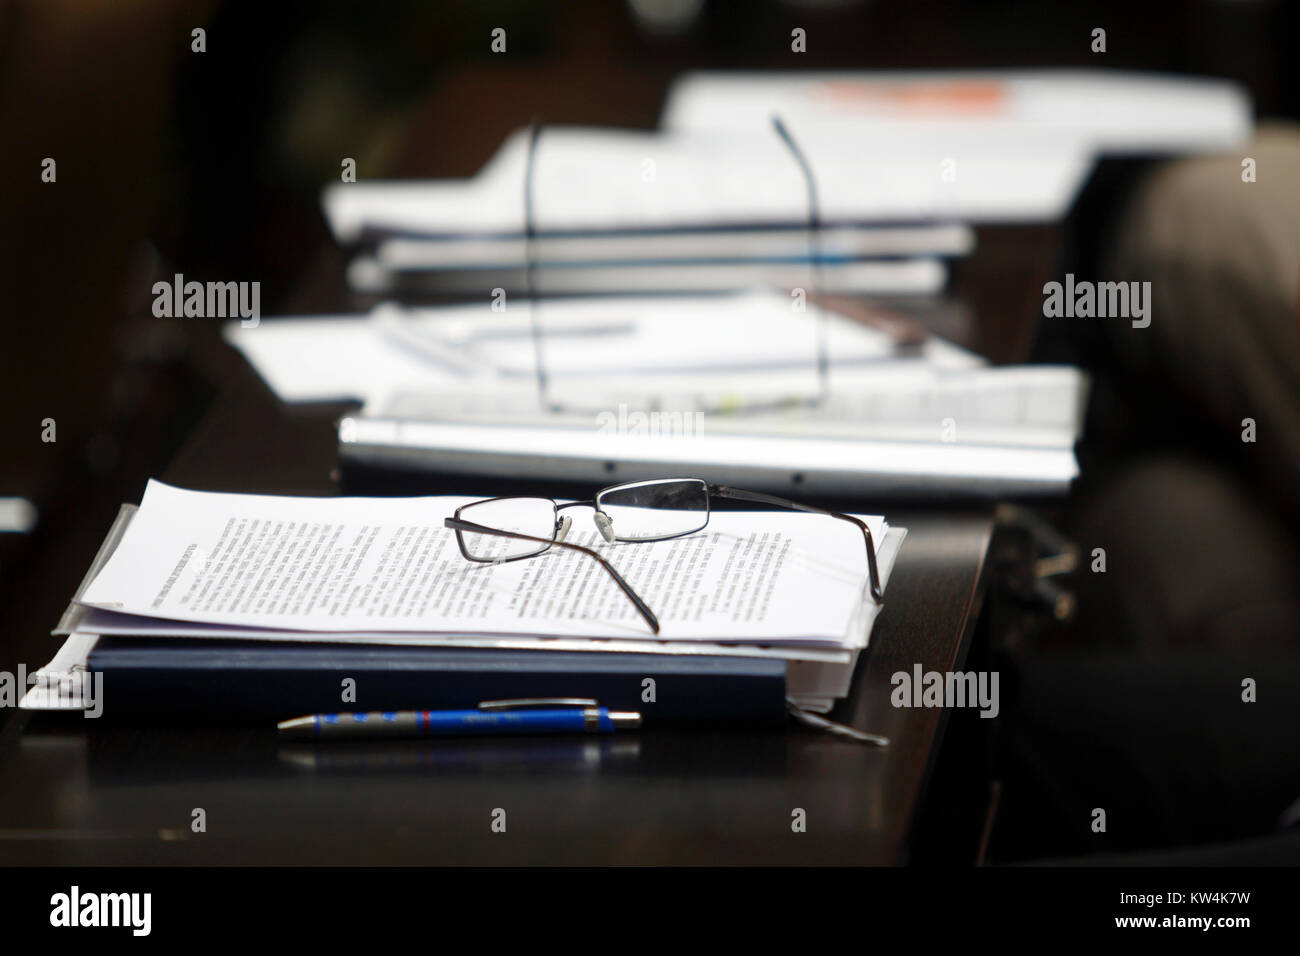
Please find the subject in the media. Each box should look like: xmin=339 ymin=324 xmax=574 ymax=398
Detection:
xmin=443 ymin=477 xmax=883 ymax=635
xmin=521 ymin=117 xmax=831 ymax=415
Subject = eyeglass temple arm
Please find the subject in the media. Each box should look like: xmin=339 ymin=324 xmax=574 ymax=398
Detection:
xmin=523 ymin=120 xmax=552 ymax=411
xmin=771 ymin=115 xmax=829 ymax=403
xmin=443 ymin=517 xmax=661 ymax=634
xmin=708 ymin=485 xmax=883 ymax=602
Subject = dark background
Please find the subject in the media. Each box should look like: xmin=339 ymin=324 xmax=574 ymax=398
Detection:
xmin=3 ymin=0 xmax=1296 ymax=527
xmin=1 ymin=0 xmax=1298 ymax=862
xmin=2 ymin=0 xmax=1295 ymax=681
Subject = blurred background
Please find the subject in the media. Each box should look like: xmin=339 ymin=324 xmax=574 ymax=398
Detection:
xmin=2 ymin=0 xmax=1298 ymax=862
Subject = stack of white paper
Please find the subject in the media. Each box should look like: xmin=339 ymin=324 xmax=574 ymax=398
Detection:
xmin=321 ymin=69 xmax=1249 ymax=296
xmin=661 ymin=70 xmax=1251 ymax=157
xmin=33 ymin=481 xmax=907 ymax=713
xmin=222 ymin=288 xmax=1088 ymax=496
xmin=224 ymin=290 xmax=984 ymax=404
xmin=323 ymin=123 xmax=979 ymax=296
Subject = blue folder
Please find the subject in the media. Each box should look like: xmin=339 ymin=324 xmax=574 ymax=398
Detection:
xmin=87 ymin=638 xmax=788 ymax=726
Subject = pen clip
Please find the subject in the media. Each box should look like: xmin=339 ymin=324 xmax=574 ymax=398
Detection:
xmin=478 ymin=697 xmax=599 ymax=711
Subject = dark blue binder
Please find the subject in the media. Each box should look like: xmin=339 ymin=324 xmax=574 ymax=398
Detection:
xmin=87 ymin=638 xmax=788 ymax=725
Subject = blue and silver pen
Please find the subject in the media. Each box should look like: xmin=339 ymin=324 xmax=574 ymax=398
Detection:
xmin=277 ymin=697 xmax=641 ymax=740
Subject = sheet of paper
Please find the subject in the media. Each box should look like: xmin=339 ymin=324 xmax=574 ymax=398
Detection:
xmin=372 ymin=223 xmax=973 ymax=269
xmin=222 ymin=315 xmax=446 ymax=403
xmin=66 ymin=613 xmax=852 ymax=662
xmin=17 ymin=633 xmax=100 ymax=711
xmin=346 ymin=255 xmax=948 ymax=297
xmin=397 ymin=290 xmax=919 ymax=377
xmin=223 ymin=289 xmax=986 ymax=405
xmin=79 ymin=482 xmax=886 ymax=645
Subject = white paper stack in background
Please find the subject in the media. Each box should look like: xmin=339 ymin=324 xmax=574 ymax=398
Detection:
xmin=662 ymin=70 xmax=1251 ymax=158
xmin=223 ymin=290 xmax=1088 ymax=497
xmin=225 ymin=290 xmax=984 ymax=403
xmin=322 ymin=122 xmax=983 ymax=297
xmin=319 ymin=70 xmax=1249 ymax=299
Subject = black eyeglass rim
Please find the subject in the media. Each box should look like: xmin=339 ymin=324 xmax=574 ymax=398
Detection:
xmin=771 ymin=113 xmax=829 ymax=404
xmin=450 ymin=495 xmax=559 ymax=564
xmin=522 ymin=117 xmax=830 ymax=414
xmin=450 ymin=480 xmax=715 ymax=552
xmin=447 ymin=479 xmax=883 ymax=604
xmin=590 ymin=476 xmax=712 ymax=542
xmin=444 ymin=501 xmax=662 ymax=634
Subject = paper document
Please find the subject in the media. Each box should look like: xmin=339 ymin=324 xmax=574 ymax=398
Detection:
xmin=387 ymin=291 xmax=942 ymax=378
xmin=222 ymin=290 xmax=984 ymax=405
xmin=372 ymin=223 xmax=973 ymax=269
xmin=323 ymin=124 xmax=1089 ymax=240
xmin=662 ymin=70 xmax=1251 ymax=156
xmin=79 ymin=482 xmax=886 ymax=646
xmin=346 ymin=255 xmax=947 ymax=297
xmin=28 ymin=516 xmax=909 ymax=712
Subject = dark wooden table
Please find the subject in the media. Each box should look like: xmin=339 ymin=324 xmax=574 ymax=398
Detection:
xmin=0 ymin=329 xmax=994 ymax=865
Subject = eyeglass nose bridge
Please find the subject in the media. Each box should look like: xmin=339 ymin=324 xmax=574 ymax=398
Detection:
xmin=554 ymin=499 xmax=614 ymax=542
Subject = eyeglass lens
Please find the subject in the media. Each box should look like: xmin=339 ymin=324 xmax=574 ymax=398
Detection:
xmin=457 ymin=497 xmax=557 ymax=561
xmin=595 ymin=478 xmax=709 ymax=541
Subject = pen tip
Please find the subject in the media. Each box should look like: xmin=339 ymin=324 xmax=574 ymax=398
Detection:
xmin=610 ymin=711 xmax=642 ymax=730
xmin=277 ymin=716 xmax=314 ymax=736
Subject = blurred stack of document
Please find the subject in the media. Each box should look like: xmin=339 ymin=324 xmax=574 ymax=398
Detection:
xmin=226 ymin=290 xmax=1088 ymax=496
xmin=322 ymin=70 xmax=1248 ymax=298
xmin=228 ymin=291 xmax=978 ymax=402
xmin=237 ymin=68 xmax=1255 ymax=496
xmin=662 ymin=70 xmax=1249 ymax=157
xmin=325 ymin=124 xmax=971 ymax=297
xmin=23 ymin=481 xmax=907 ymax=719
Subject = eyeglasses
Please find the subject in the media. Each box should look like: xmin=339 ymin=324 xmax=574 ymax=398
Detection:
xmin=521 ymin=116 xmax=831 ymax=416
xmin=443 ymin=477 xmax=883 ymax=635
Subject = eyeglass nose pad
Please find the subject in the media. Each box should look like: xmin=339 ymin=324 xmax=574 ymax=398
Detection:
xmin=592 ymin=511 xmax=616 ymax=543
xmin=555 ymin=515 xmax=572 ymax=543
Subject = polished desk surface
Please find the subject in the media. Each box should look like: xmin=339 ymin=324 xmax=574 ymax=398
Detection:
xmin=0 ymin=346 xmax=994 ymax=865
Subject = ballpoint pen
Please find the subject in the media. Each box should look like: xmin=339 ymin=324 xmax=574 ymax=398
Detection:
xmin=277 ymin=698 xmax=642 ymax=740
